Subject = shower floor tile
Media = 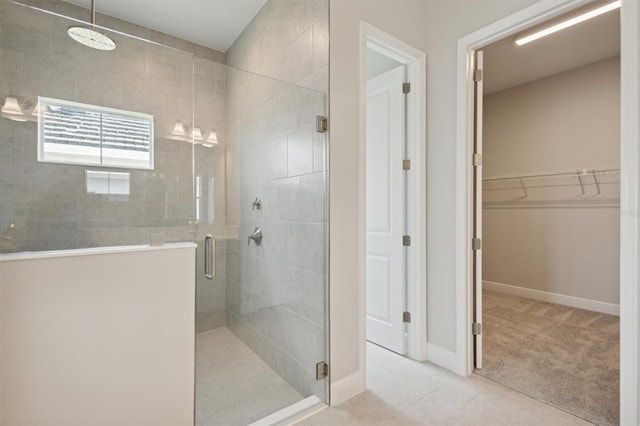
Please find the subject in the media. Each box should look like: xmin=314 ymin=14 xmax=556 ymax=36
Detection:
xmin=196 ymin=327 xmax=303 ymax=426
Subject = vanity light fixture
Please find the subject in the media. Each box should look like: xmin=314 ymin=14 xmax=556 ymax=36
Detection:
xmin=202 ymin=130 xmax=218 ymax=147
xmin=515 ymin=0 xmax=620 ymax=46
xmin=170 ymin=121 xmax=217 ymax=146
xmin=1 ymin=96 xmax=27 ymax=121
xmin=192 ymin=127 xmax=203 ymax=142
xmin=172 ymin=121 xmax=187 ymax=137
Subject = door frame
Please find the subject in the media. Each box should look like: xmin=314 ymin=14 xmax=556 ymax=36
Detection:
xmin=455 ymin=0 xmax=639 ymax=423
xmin=359 ymin=22 xmax=427 ymax=368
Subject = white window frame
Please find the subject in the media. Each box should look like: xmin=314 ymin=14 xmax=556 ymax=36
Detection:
xmin=37 ymin=97 xmax=154 ymax=170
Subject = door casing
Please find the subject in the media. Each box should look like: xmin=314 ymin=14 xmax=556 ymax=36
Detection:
xmin=357 ymin=23 xmax=428 ymax=382
xmin=455 ymin=0 xmax=640 ymax=423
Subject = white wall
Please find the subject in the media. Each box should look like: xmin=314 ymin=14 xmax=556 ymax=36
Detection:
xmin=329 ymin=0 xmax=541 ymax=401
xmin=483 ymin=57 xmax=620 ymax=307
xmin=422 ymin=0 xmax=540 ymax=354
xmin=329 ymin=0 xmax=428 ymax=395
xmin=0 ymin=245 xmax=195 ymax=426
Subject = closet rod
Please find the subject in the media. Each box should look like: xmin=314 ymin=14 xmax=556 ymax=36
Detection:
xmin=483 ymin=167 xmax=620 ymax=183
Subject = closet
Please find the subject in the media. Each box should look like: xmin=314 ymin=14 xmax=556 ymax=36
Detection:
xmin=475 ymin=5 xmax=620 ymax=425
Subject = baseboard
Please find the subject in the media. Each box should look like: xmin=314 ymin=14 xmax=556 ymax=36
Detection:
xmin=330 ymin=370 xmax=365 ymax=406
xmin=483 ymin=280 xmax=620 ymax=316
xmin=426 ymin=343 xmax=460 ymax=373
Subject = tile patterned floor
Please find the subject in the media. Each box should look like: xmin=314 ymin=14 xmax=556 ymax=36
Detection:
xmin=195 ymin=327 xmax=303 ymax=426
xmin=301 ymin=343 xmax=590 ymax=425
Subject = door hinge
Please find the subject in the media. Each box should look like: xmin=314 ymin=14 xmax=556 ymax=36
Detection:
xmin=402 ymin=159 xmax=411 ymax=170
xmin=473 ymin=322 xmax=482 ymax=335
xmin=316 ymin=115 xmax=328 ymax=133
xmin=473 ymin=153 xmax=482 ymax=166
xmin=402 ymin=82 xmax=411 ymax=94
xmin=403 ymin=235 xmax=411 ymax=246
xmin=403 ymin=311 xmax=411 ymax=323
xmin=472 ymin=238 xmax=481 ymax=250
xmin=473 ymin=69 xmax=483 ymax=82
xmin=316 ymin=361 xmax=328 ymax=380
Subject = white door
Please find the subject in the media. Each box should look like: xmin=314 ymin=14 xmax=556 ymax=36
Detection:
xmin=366 ymin=65 xmax=406 ymax=355
xmin=473 ymin=51 xmax=484 ymax=369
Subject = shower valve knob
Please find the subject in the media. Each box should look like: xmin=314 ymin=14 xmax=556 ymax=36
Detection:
xmin=248 ymin=227 xmax=262 ymax=246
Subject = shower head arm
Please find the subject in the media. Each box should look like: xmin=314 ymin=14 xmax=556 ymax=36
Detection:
xmin=91 ymin=0 xmax=96 ymax=28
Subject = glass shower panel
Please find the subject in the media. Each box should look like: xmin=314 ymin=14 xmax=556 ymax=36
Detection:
xmin=193 ymin=58 xmax=227 ymax=332
xmin=220 ymin=65 xmax=329 ymax=420
xmin=0 ymin=0 xmax=196 ymax=253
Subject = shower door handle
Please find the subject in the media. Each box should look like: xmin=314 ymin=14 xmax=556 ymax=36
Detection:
xmin=205 ymin=235 xmax=215 ymax=280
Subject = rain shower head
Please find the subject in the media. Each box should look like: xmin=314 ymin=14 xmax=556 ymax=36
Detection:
xmin=68 ymin=26 xmax=116 ymax=50
xmin=67 ymin=0 xmax=115 ymax=51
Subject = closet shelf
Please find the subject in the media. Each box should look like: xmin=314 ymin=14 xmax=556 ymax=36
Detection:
xmin=483 ymin=167 xmax=620 ymax=183
xmin=483 ymin=167 xmax=620 ymax=198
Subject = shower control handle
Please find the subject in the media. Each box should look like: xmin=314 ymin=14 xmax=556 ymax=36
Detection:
xmin=248 ymin=228 xmax=262 ymax=246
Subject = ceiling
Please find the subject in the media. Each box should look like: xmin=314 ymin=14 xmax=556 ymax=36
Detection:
xmin=367 ymin=49 xmax=402 ymax=80
xmin=483 ymin=4 xmax=620 ymax=94
xmin=63 ymin=0 xmax=267 ymax=52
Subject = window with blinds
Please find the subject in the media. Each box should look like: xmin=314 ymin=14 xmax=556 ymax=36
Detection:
xmin=37 ymin=97 xmax=154 ymax=169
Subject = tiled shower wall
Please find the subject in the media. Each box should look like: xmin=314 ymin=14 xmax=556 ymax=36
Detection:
xmin=1 ymin=1 xmax=230 ymax=332
xmin=224 ymin=0 xmax=329 ymax=398
xmin=0 ymin=1 xmax=225 ymax=262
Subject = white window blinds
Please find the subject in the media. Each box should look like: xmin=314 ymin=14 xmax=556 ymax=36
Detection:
xmin=38 ymin=97 xmax=154 ymax=169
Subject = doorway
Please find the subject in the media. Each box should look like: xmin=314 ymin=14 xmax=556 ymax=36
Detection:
xmin=361 ymin=23 xmax=427 ymax=364
xmin=458 ymin=0 xmax=629 ymax=424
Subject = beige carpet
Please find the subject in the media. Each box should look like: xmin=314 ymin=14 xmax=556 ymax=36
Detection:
xmin=476 ymin=290 xmax=619 ymax=426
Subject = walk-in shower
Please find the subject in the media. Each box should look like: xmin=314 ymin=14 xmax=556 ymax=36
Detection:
xmin=0 ymin=0 xmax=329 ymax=424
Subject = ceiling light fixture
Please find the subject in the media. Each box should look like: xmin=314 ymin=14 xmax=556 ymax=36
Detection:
xmin=515 ymin=0 xmax=621 ymax=46
xmin=67 ymin=0 xmax=116 ymax=51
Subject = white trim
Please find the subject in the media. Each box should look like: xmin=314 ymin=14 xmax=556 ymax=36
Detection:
xmin=619 ymin=0 xmax=639 ymax=423
xmin=247 ymin=396 xmax=326 ymax=426
xmin=425 ymin=343 xmax=459 ymax=372
xmin=456 ymin=0 xmax=638 ymax=422
xmin=0 ymin=242 xmax=197 ymax=263
xmin=483 ymin=280 xmax=620 ymax=316
xmin=360 ymin=22 xmax=428 ymax=365
xmin=329 ymin=371 xmax=365 ymax=406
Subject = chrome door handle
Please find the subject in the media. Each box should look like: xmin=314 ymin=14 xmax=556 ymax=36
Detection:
xmin=248 ymin=227 xmax=262 ymax=246
xmin=205 ymin=234 xmax=215 ymax=280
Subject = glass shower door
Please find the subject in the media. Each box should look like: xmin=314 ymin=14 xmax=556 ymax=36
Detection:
xmin=194 ymin=63 xmax=329 ymax=425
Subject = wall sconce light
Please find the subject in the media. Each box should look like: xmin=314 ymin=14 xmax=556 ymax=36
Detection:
xmin=1 ymin=96 xmax=27 ymax=121
xmin=172 ymin=121 xmax=186 ymax=137
xmin=169 ymin=120 xmax=218 ymax=147
xmin=202 ymin=130 xmax=218 ymax=148
xmin=192 ymin=126 xmax=203 ymax=142
xmin=1 ymin=96 xmax=41 ymax=122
